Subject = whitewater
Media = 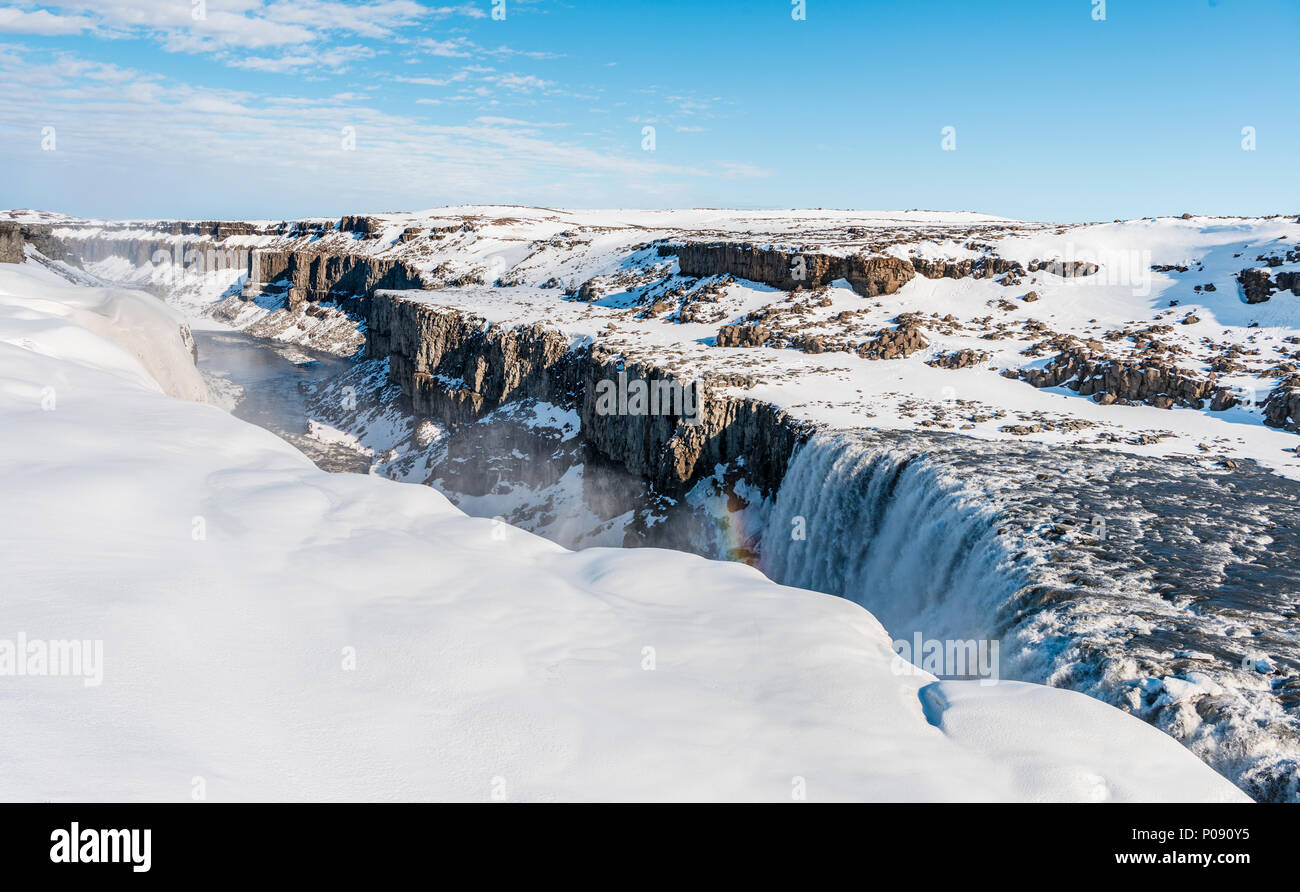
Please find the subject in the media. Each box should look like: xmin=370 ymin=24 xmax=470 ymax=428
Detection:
xmin=756 ymin=431 xmax=1300 ymax=802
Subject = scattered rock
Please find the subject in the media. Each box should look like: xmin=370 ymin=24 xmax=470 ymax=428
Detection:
xmin=857 ymin=314 xmax=929 ymax=360
xmin=926 ymin=348 xmax=989 ymax=370
xmin=1239 ymin=268 xmax=1277 ymax=304
xmin=1019 ymin=347 xmax=1218 ymax=409
xmin=1263 ymin=376 xmax=1300 ymax=430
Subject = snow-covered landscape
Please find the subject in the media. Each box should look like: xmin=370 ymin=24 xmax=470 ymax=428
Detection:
xmin=2 ymin=206 xmax=1297 ymax=803
xmin=3 ymin=1 xmax=1299 ymax=834
xmin=0 ymin=250 xmax=1254 ymax=802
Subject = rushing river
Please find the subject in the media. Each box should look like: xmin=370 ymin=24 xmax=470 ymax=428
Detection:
xmin=194 ymin=328 xmax=370 ymax=474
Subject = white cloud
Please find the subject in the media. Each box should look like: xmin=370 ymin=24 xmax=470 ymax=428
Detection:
xmin=262 ymin=0 xmax=428 ymax=39
xmin=425 ymin=4 xmax=486 ymax=19
xmin=0 ymin=45 xmax=725 ymax=210
xmin=492 ymin=72 xmax=552 ymax=92
xmin=0 ymin=7 xmax=92 ymax=35
xmin=395 ymin=73 xmax=467 ymax=87
xmin=230 ymin=43 xmax=375 ymax=74
xmin=0 ymin=0 xmax=484 ymax=54
xmin=419 ymin=37 xmax=474 ymax=57
xmin=717 ymin=161 xmax=774 ymax=179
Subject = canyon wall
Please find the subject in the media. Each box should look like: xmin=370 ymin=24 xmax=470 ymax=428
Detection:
xmin=673 ymin=242 xmax=916 ymax=296
xmin=365 ymin=291 xmax=813 ymax=496
xmin=671 ymin=242 xmax=1097 ymax=295
xmin=249 ymin=249 xmax=430 ymax=312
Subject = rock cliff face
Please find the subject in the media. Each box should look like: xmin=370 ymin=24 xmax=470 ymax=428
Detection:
xmin=579 ymin=345 xmax=810 ymax=494
xmin=673 ymin=242 xmax=916 ymax=297
xmin=366 ymin=291 xmax=812 ymax=496
xmin=248 ymin=249 xmax=430 ymax=312
xmin=0 ymin=223 xmax=22 ymax=263
xmin=11 ymin=219 xmax=431 ymax=317
xmin=673 ymin=241 xmax=1098 ymax=297
xmin=909 ymin=256 xmax=1024 ymax=279
xmin=141 ymin=220 xmax=290 ymax=238
xmin=366 ymin=295 xmax=578 ymax=425
xmin=15 ymin=222 xmax=252 ymax=275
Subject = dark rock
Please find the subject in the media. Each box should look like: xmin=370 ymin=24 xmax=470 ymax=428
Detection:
xmin=716 ymin=322 xmax=771 ymax=348
xmin=926 ymin=348 xmax=989 ymax=369
xmin=247 ymin=248 xmax=429 ymax=311
xmin=858 ymin=314 xmax=929 ymax=360
xmin=1019 ymin=347 xmax=1216 ymax=409
xmin=910 ymin=255 xmax=1025 ymax=280
xmin=1263 ymin=376 xmax=1300 ymax=431
xmin=674 ymin=242 xmax=914 ymax=297
xmin=1209 ymin=388 xmax=1239 ymax=412
xmin=366 ymin=292 xmax=814 ymax=498
xmin=1238 ymin=268 xmax=1277 ymax=304
xmin=338 ymin=215 xmax=383 ymax=238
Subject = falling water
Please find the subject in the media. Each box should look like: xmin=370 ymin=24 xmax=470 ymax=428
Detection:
xmin=758 ymin=431 xmax=1031 ymax=646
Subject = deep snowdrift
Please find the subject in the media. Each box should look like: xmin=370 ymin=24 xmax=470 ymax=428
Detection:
xmin=0 ymin=261 xmax=1248 ymax=802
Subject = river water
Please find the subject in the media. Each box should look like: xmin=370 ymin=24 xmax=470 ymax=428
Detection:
xmin=194 ymin=328 xmax=370 ymax=473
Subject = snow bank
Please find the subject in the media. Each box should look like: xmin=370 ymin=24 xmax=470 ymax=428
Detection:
xmin=0 ymin=263 xmax=1247 ymax=802
xmin=0 ymin=259 xmax=208 ymax=403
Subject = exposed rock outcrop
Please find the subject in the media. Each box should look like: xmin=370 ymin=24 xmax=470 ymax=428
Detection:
xmin=339 ymin=215 xmax=383 ymax=238
xmin=1019 ymin=348 xmax=1225 ymax=410
xmin=674 ymin=242 xmax=915 ymax=297
xmin=673 ymin=243 xmax=1098 ymax=298
xmin=0 ymin=222 xmax=22 ymax=263
xmin=20 ymin=224 xmax=249 ymax=273
xmin=1263 ymin=376 xmax=1300 ymax=431
xmin=857 ymin=314 xmax=929 ymax=360
xmin=715 ymin=321 xmax=771 ymax=348
xmin=926 ymin=348 xmax=989 ymax=369
xmin=581 ymin=348 xmax=810 ymax=495
xmin=366 ymin=295 xmax=576 ymax=425
xmin=909 ymin=256 xmax=1024 ymax=279
xmin=1239 ymin=268 xmax=1278 ymax=304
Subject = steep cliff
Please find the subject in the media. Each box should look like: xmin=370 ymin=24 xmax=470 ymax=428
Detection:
xmin=248 ymin=248 xmax=430 ymax=312
xmin=365 ymin=291 xmax=813 ymax=497
xmin=673 ymin=242 xmax=916 ymax=296
xmin=0 ymin=223 xmax=22 ymax=263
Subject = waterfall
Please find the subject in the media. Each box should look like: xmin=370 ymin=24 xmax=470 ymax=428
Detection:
xmin=758 ymin=432 xmax=1029 ymax=647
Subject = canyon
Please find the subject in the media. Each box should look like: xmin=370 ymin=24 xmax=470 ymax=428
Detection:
xmin=3 ymin=207 xmax=1298 ymax=801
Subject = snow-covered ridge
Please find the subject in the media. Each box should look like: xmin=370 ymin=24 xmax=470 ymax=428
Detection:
xmin=0 ymin=259 xmax=1247 ymax=802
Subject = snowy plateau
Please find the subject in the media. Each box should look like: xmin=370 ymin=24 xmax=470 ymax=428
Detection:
xmin=2 ymin=205 xmax=1297 ymax=802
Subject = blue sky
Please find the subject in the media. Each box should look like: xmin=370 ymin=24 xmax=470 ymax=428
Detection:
xmin=1 ymin=0 xmax=1296 ymax=220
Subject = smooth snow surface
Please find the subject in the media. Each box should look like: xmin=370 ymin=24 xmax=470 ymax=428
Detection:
xmin=0 ymin=260 xmax=1247 ymax=801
